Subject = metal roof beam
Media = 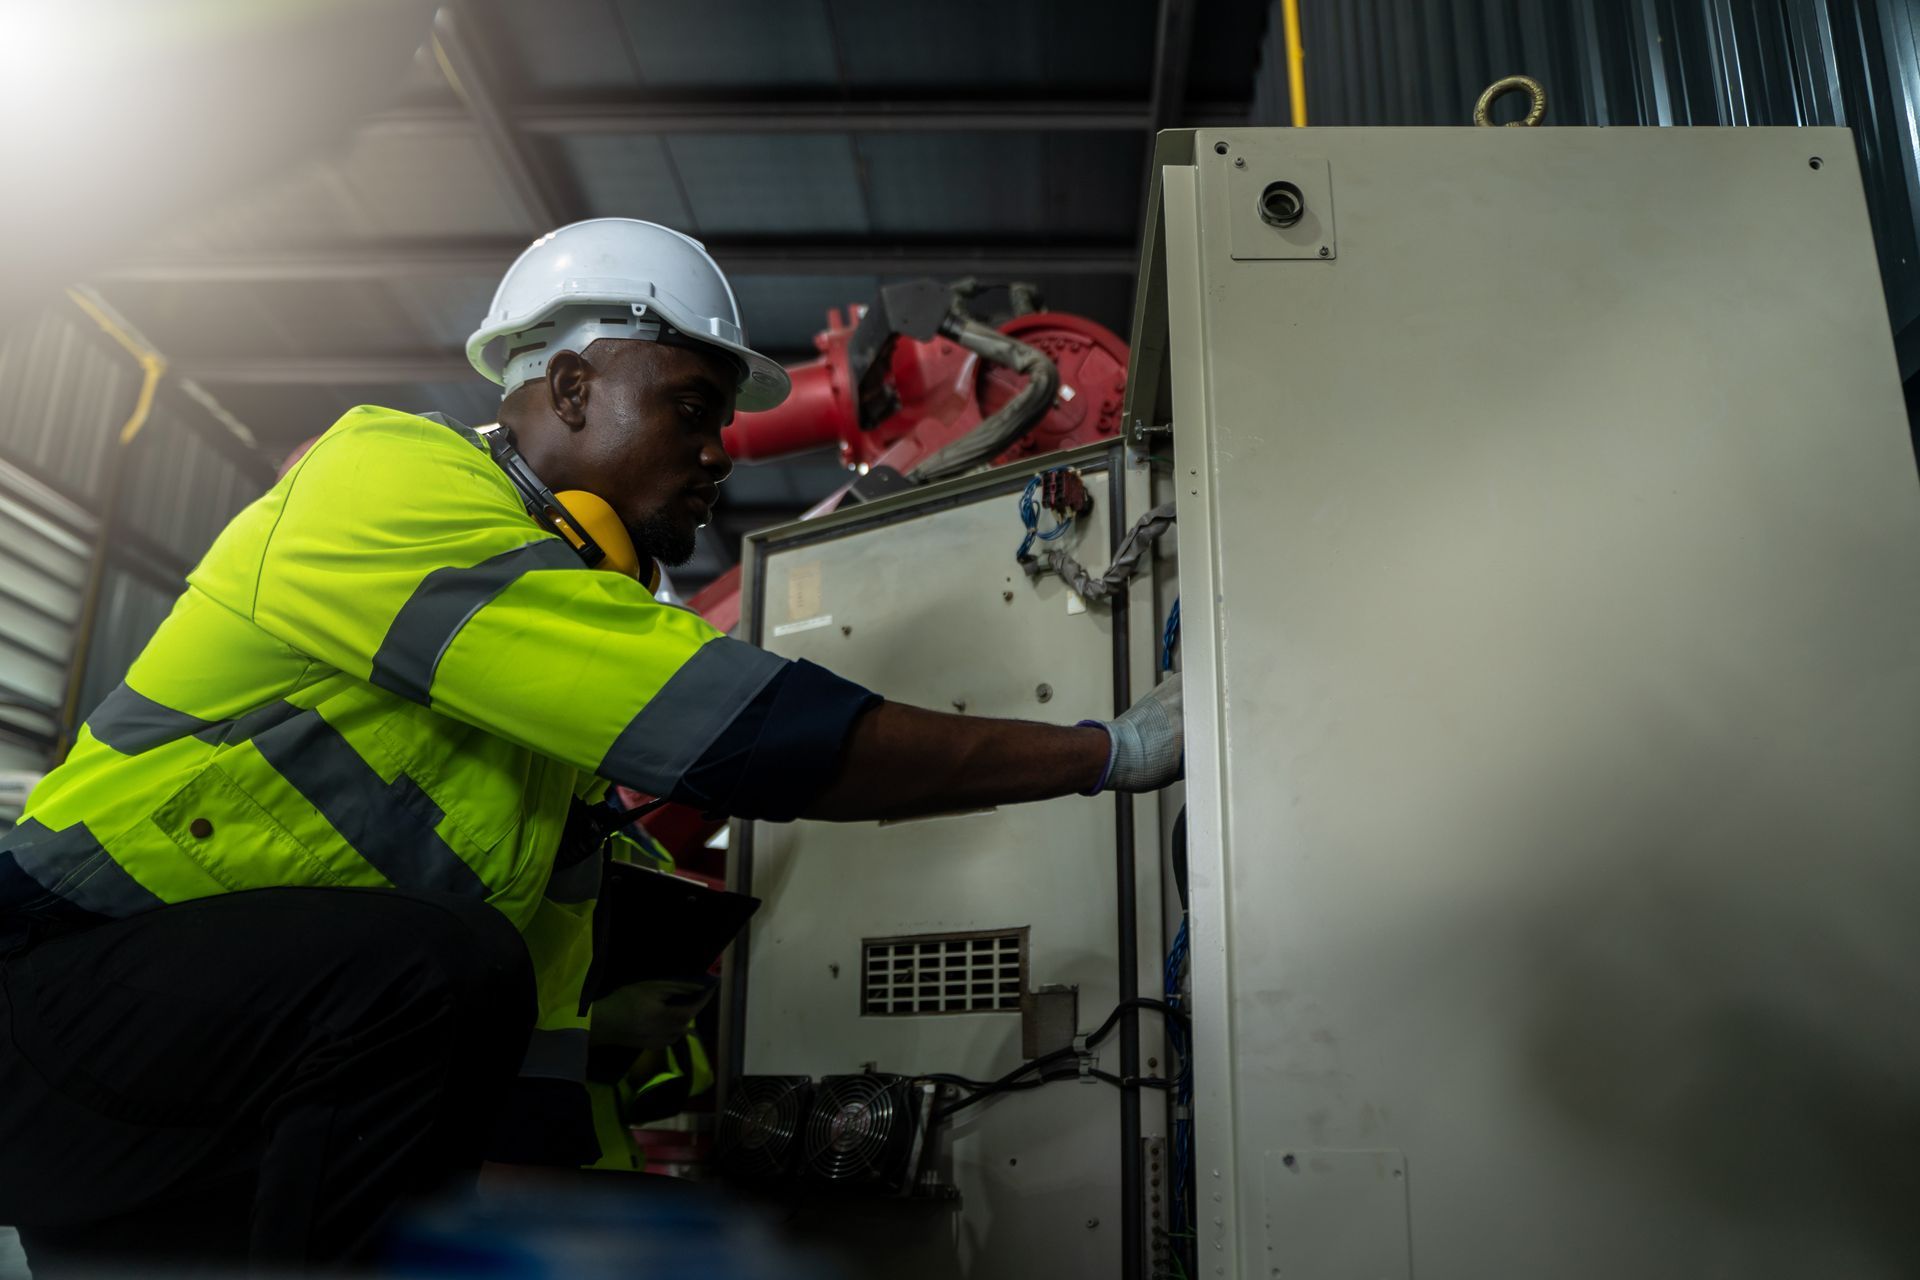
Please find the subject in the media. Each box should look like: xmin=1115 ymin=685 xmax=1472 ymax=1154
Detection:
xmin=100 ymin=240 xmax=1141 ymax=284
xmin=429 ymin=6 xmax=569 ymax=228
xmin=1148 ymin=0 xmax=1199 ymax=134
xmin=172 ymin=351 xmax=815 ymax=386
xmin=369 ymin=98 xmax=1251 ymax=136
xmin=1139 ymin=0 xmax=1199 ymax=238
xmin=169 ymin=355 xmax=482 ymax=385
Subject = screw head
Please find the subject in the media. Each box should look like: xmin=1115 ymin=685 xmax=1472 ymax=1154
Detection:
xmin=1318 ymin=246 xmax=1330 ymax=257
xmin=1035 ymin=683 xmax=1053 ymax=703
xmin=1085 ymin=1217 xmax=1100 ymax=1229
xmin=1233 ymin=156 xmax=1246 ymax=168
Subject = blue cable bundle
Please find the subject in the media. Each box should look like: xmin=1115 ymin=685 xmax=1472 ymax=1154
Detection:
xmin=1164 ymin=917 xmax=1195 ymax=1277
xmin=1015 ymin=471 xmax=1076 ymax=564
xmin=1160 ymin=597 xmax=1181 ymax=672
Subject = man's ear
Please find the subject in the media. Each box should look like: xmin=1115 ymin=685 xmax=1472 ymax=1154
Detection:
xmin=545 ymin=351 xmax=591 ymax=430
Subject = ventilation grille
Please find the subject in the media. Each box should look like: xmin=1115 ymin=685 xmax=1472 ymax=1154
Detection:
xmin=861 ymin=927 xmax=1028 ymax=1016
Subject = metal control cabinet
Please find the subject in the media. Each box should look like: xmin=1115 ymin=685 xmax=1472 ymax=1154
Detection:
xmin=1131 ymin=127 xmax=1920 ymax=1278
xmin=728 ymin=444 xmax=1168 ymax=1280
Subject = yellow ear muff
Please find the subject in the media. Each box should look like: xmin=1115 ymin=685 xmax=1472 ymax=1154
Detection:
xmin=553 ymin=490 xmax=660 ymax=592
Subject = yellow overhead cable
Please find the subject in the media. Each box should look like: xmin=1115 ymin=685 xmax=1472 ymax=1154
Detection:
xmin=430 ymin=33 xmax=468 ymax=109
xmin=66 ymin=288 xmax=168 ymax=445
xmin=1282 ymin=0 xmax=1308 ymax=127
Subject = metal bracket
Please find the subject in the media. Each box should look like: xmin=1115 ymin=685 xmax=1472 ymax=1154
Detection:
xmin=1227 ymin=153 xmax=1336 ymax=261
xmin=1144 ymin=1135 xmax=1173 ymax=1279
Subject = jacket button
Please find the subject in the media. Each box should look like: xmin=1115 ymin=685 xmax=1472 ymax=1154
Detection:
xmin=189 ymin=818 xmax=214 ymax=839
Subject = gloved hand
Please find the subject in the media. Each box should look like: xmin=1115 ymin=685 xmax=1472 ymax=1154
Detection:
xmin=589 ymin=977 xmax=717 ymax=1053
xmin=1084 ymin=672 xmax=1184 ymax=793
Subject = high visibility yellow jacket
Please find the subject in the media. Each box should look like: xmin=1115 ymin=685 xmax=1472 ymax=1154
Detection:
xmin=587 ymin=1035 xmax=715 ymax=1173
xmin=0 ymin=406 xmax=874 ymax=1157
xmin=583 ymin=828 xmax=715 ymax=1172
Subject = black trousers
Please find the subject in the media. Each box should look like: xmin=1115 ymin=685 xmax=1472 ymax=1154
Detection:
xmin=0 ymin=887 xmax=536 ymax=1273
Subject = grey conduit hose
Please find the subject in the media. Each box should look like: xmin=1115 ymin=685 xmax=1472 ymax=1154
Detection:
xmin=908 ymin=316 xmax=1060 ymax=483
xmin=1023 ymin=503 xmax=1177 ymax=602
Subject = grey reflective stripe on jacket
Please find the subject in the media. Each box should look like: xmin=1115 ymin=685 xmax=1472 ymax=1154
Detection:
xmin=520 ymin=1026 xmax=591 ymax=1081
xmin=599 ymin=637 xmax=785 ymax=793
xmin=370 ymin=539 xmax=582 ymax=706
xmin=86 ymin=683 xmax=221 ymax=754
xmin=0 ymin=818 xmax=163 ymax=919
xmin=248 ymin=707 xmax=488 ymax=898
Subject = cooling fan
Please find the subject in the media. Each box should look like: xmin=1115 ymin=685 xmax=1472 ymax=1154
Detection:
xmin=715 ymin=1075 xmax=813 ymax=1179
xmin=802 ymin=1073 xmax=921 ymax=1191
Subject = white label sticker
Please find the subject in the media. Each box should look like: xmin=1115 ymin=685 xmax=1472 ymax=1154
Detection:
xmin=772 ymin=614 xmax=834 ymax=637
xmin=787 ymin=561 xmax=822 ymax=620
xmin=1066 ymin=592 xmax=1088 ymax=616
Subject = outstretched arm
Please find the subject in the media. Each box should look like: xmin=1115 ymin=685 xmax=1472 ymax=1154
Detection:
xmin=804 ymin=675 xmax=1183 ymax=822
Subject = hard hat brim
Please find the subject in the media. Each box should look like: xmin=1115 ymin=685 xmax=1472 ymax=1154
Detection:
xmin=467 ymin=297 xmax=792 ymax=412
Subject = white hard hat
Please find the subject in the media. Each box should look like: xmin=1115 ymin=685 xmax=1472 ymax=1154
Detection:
xmin=466 ymin=218 xmax=791 ymax=412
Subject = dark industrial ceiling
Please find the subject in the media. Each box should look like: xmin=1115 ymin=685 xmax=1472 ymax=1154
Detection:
xmin=87 ymin=0 xmax=1273 ymax=591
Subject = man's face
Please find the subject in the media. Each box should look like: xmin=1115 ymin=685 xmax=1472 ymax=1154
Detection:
xmin=570 ymin=338 xmax=738 ymax=567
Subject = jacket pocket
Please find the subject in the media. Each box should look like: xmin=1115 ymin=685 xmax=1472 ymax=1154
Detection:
xmin=373 ymin=706 xmax=528 ymax=852
xmin=152 ymin=764 xmax=345 ymax=892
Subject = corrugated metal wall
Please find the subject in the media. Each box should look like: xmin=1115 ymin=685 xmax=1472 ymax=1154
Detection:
xmin=1250 ymin=0 xmax=1920 ymax=394
xmin=0 ymin=304 xmax=268 ymax=780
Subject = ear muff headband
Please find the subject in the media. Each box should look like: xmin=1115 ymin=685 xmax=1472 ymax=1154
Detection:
xmin=485 ymin=428 xmax=658 ymax=591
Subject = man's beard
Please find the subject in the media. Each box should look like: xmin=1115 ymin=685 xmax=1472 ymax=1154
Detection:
xmin=627 ymin=510 xmax=698 ymax=569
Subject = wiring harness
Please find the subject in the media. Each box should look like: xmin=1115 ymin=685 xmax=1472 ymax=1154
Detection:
xmin=1023 ymin=500 xmax=1177 ymax=603
xmin=1014 ymin=468 xmax=1086 ymax=565
xmin=917 ymin=997 xmax=1186 ymax=1124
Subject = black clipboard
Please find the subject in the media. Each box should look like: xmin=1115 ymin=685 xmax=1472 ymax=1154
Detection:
xmin=586 ymin=860 xmax=761 ymax=1000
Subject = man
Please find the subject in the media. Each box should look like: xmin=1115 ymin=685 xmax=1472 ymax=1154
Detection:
xmin=0 ymin=219 xmax=1182 ymax=1271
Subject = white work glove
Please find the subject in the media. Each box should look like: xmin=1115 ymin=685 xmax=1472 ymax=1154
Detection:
xmin=589 ymin=978 xmax=717 ymax=1053
xmin=1083 ymin=673 xmax=1184 ymax=793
